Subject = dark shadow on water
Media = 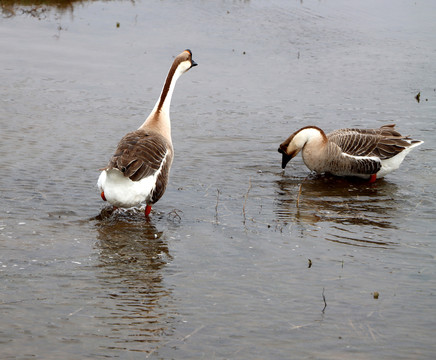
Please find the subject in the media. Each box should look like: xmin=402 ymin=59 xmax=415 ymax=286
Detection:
xmin=92 ymin=206 xmax=175 ymax=355
xmin=275 ymin=172 xmax=400 ymax=248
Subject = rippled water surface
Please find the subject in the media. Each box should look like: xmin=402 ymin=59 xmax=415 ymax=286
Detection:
xmin=1 ymin=0 xmax=435 ymax=359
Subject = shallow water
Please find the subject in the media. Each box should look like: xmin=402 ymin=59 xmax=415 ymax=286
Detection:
xmin=1 ymin=0 xmax=436 ymax=359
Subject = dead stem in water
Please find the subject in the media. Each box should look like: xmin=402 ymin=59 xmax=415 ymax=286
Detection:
xmin=146 ymin=325 xmax=205 ymax=358
xmin=296 ymin=175 xmax=309 ymax=208
xmin=322 ymin=287 xmax=327 ymax=313
xmin=167 ymin=209 xmax=182 ymax=222
xmin=242 ymin=178 xmax=252 ymax=226
xmin=215 ymin=189 xmax=220 ymax=224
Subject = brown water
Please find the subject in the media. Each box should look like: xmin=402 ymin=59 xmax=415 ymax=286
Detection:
xmin=1 ymin=0 xmax=436 ymax=359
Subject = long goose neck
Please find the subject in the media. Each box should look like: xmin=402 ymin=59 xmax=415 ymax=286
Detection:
xmin=140 ymin=60 xmax=184 ymax=137
xmin=154 ymin=60 xmax=182 ymax=115
xmin=295 ymin=126 xmax=326 ymax=148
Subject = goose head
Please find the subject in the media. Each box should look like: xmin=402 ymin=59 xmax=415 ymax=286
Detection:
xmin=278 ymin=126 xmax=324 ymax=169
xmin=144 ymin=49 xmax=198 ymax=127
xmin=176 ymin=49 xmax=198 ymax=74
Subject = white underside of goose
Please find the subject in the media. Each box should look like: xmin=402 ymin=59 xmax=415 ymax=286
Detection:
xmin=343 ymin=140 xmax=423 ymax=179
xmin=97 ymin=150 xmax=169 ymax=208
xmin=378 ymin=142 xmax=421 ymax=178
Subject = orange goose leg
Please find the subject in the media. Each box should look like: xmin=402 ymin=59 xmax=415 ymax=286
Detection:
xmin=145 ymin=205 xmax=152 ymax=217
xmin=369 ymin=174 xmax=377 ymax=183
xmin=101 ymin=191 xmax=107 ymax=201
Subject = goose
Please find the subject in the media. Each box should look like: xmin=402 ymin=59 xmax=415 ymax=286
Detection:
xmin=97 ymin=49 xmax=197 ymax=217
xmin=278 ymin=124 xmax=423 ymax=182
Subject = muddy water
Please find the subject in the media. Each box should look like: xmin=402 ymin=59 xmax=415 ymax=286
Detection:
xmin=1 ymin=0 xmax=436 ymax=359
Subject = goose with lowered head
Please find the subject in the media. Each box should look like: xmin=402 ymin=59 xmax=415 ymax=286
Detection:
xmin=278 ymin=124 xmax=423 ymax=182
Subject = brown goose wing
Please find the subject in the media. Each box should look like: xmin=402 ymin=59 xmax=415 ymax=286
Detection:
xmin=325 ymin=141 xmax=381 ymax=176
xmin=327 ymin=124 xmax=411 ymax=160
xmin=370 ymin=125 xmax=416 ymax=160
xmin=106 ymin=130 xmax=173 ymax=182
xmin=149 ymin=155 xmax=172 ymax=204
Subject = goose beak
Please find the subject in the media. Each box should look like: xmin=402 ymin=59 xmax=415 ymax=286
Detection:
xmin=278 ymin=147 xmax=293 ymax=169
xmin=278 ymin=145 xmax=299 ymax=169
xmin=281 ymin=153 xmax=293 ymax=169
xmin=190 ymin=60 xmax=198 ymax=68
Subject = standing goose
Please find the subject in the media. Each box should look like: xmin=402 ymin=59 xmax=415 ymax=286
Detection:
xmin=97 ymin=49 xmax=197 ymax=217
xmin=278 ymin=124 xmax=423 ymax=181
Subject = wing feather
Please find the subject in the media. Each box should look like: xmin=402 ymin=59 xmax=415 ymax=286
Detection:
xmin=325 ymin=142 xmax=381 ymax=176
xmin=105 ymin=130 xmax=173 ymax=182
xmin=327 ymin=124 xmax=414 ymax=160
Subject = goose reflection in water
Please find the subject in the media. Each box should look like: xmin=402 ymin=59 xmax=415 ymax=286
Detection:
xmin=94 ymin=210 xmax=174 ymax=355
xmin=275 ymin=173 xmax=400 ymax=248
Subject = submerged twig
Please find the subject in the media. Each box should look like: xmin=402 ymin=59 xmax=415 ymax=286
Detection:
xmin=367 ymin=324 xmax=377 ymax=342
xmin=242 ymin=178 xmax=252 ymax=225
xmin=168 ymin=209 xmax=182 ymax=222
xmin=322 ymin=287 xmax=327 ymax=313
xmin=68 ymin=307 xmax=84 ymax=317
xmin=181 ymin=325 xmax=205 ymax=342
xmin=290 ymin=322 xmax=315 ymax=330
xmin=215 ymin=189 xmax=220 ymax=224
xmin=296 ymin=175 xmax=309 ymax=208
xmin=146 ymin=325 xmax=205 ymax=358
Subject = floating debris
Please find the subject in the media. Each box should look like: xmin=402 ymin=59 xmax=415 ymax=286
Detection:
xmin=415 ymin=92 xmax=420 ymax=103
xmin=373 ymin=291 xmax=379 ymax=299
xmin=308 ymin=259 xmax=312 ymax=268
